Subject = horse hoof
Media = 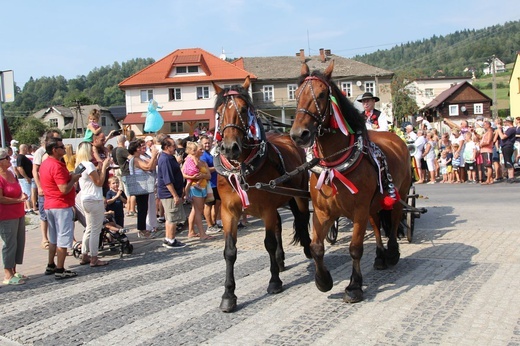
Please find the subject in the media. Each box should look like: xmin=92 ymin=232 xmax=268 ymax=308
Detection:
xmin=315 ymin=271 xmax=333 ymax=292
xmin=267 ymin=282 xmax=283 ymax=294
xmin=220 ymin=297 xmax=237 ymax=313
xmin=343 ymin=289 xmax=363 ymax=303
xmin=373 ymin=257 xmax=388 ymax=270
xmin=385 ymin=251 xmax=400 ymax=266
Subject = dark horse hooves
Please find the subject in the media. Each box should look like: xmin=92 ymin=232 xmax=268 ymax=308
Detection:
xmin=385 ymin=244 xmax=400 ymax=266
xmin=343 ymin=288 xmax=363 ymax=303
xmin=315 ymin=271 xmax=333 ymax=292
xmin=373 ymin=257 xmax=388 ymax=270
xmin=220 ymin=297 xmax=237 ymax=313
xmin=267 ymin=281 xmax=283 ymax=294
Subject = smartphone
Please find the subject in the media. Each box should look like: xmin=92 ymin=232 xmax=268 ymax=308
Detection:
xmin=74 ymin=163 xmax=86 ymax=174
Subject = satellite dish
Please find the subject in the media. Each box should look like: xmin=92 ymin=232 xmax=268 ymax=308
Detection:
xmin=356 ymin=81 xmax=362 ymax=87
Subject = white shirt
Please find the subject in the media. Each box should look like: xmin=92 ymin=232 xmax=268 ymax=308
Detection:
xmin=406 ymin=131 xmax=417 ymax=142
xmin=365 ymin=111 xmax=389 ymax=131
xmin=79 ymin=161 xmax=104 ymax=201
xmin=414 ymin=136 xmax=426 ymax=160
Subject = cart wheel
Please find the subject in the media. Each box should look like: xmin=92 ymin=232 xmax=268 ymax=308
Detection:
xmin=72 ymin=241 xmax=82 ymax=259
xmin=326 ymin=218 xmax=339 ymax=245
xmin=406 ymin=186 xmax=416 ymax=243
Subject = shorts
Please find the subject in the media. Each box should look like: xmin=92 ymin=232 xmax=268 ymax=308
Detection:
xmin=420 ymin=158 xmax=428 ymax=170
xmin=425 ymin=157 xmax=435 ymax=172
xmin=476 ymin=154 xmax=483 ymax=165
xmin=492 ymin=147 xmax=500 ymax=162
xmin=205 ymin=186 xmax=220 ymax=206
xmin=446 ymin=166 xmax=453 ymax=173
xmin=465 ymin=161 xmax=475 ymax=171
xmin=46 ymin=207 xmax=75 ymax=248
xmin=38 ymin=195 xmax=47 ymax=221
xmin=19 ymin=179 xmax=36 ymax=198
xmin=440 ymin=167 xmax=447 ymax=175
xmin=189 ymin=185 xmax=207 ymax=198
xmin=160 ymin=198 xmax=187 ymax=223
xmin=481 ymin=153 xmax=492 ymax=168
xmin=452 ymin=158 xmax=461 ymax=168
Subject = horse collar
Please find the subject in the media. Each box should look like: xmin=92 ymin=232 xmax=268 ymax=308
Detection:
xmin=308 ymin=134 xmax=364 ymax=175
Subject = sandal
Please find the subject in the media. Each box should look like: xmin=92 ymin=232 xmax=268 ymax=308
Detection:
xmin=14 ymin=273 xmax=29 ymax=280
xmin=41 ymin=241 xmax=50 ymax=250
xmin=79 ymin=255 xmax=91 ymax=265
xmin=200 ymin=235 xmax=214 ymax=240
xmin=90 ymin=260 xmax=109 ymax=267
xmin=188 ymin=233 xmax=200 ymax=238
xmin=3 ymin=276 xmax=26 ymax=285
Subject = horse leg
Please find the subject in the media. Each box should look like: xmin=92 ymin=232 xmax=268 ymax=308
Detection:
xmin=384 ymin=207 xmax=402 ymax=266
xmin=220 ymin=209 xmax=239 ymax=312
xmin=289 ymin=197 xmax=312 ymax=259
xmin=344 ymin=218 xmax=368 ymax=303
xmin=310 ymin=211 xmax=334 ymax=292
xmin=369 ymin=214 xmax=387 ymax=270
xmin=264 ymin=212 xmax=284 ymax=294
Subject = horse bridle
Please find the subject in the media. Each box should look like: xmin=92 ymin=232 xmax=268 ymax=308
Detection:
xmin=296 ymin=76 xmax=332 ymax=135
xmin=216 ymin=91 xmax=252 ymax=138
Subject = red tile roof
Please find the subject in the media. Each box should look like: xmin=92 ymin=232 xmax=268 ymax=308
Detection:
xmin=119 ymin=48 xmax=256 ymax=88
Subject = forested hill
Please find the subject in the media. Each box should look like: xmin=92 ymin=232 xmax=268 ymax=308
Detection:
xmin=352 ymin=20 xmax=520 ymax=77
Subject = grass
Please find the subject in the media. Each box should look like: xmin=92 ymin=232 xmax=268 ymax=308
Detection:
xmin=472 ymin=64 xmax=513 ymax=110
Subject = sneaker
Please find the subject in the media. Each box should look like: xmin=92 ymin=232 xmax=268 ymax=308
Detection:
xmin=44 ymin=263 xmax=56 ymax=275
xmin=29 ymin=209 xmax=38 ymax=215
xmin=162 ymin=239 xmax=186 ymax=249
xmin=507 ymin=178 xmax=516 ymax=184
xmin=207 ymin=225 xmax=222 ymax=234
xmin=54 ymin=269 xmax=78 ymax=280
xmin=157 ymin=217 xmax=166 ymax=223
xmin=237 ymin=222 xmax=246 ymax=229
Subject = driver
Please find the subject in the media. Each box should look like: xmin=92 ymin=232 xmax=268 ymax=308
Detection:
xmin=358 ymin=92 xmax=389 ymax=131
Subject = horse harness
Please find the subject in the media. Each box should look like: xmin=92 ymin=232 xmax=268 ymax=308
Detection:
xmin=297 ymin=75 xmax=397 ymax=200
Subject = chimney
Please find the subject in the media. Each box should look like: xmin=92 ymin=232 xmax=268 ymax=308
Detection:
xmin=299 ymin=49 xmax=305 ymax=63
xmin=319 ymin=48 xmax=326 ymax=63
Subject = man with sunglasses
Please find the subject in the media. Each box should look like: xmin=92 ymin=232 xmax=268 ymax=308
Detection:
xmin=39 ymin=138 xmax=81 ymax=280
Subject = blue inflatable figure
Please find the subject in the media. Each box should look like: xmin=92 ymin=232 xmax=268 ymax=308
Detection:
xmin=144 ymin=99 xmax=164 ymax=133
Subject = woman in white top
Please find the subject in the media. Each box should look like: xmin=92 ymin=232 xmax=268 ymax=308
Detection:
xmin=422 ymin=132 xmax=437 ymax=184
xmin=76 ymin=141 xmax=110 ymax=267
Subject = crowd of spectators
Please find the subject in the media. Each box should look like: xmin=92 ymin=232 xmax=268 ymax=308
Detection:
xmin=405 ymin=116 xmax=520 ymax=185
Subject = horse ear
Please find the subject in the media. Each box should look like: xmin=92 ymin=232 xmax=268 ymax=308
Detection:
xmin=324 ymin=60 xmax=335 ymax=80
xmin=301 ymin=63 xmax=310 ymax=78
xmin=242 ymin=75 xmax=250 ymax=90
xmin=212 ymin=81 xmax=223 ymax=94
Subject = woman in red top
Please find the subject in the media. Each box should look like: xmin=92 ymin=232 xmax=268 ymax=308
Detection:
xmin=0 ymin=148 xmax=27 ymax=285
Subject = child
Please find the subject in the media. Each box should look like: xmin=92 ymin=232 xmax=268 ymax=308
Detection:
xmin=438 ymin=150 xmax=450 ymax=183
xmin=463 ymin=132 xmax=477 ymax=183
xmin=84 ymin=109 xmax=104 ymax=163
xmin=446 ymin=145 xmax=454 ymax=183
xmin=452 ymin=143 xmax=461 ymax=183
xmin=84 ymin=109 xmax=102 ymax=142
xmin=182 ymin=142 xmax=214 ymax=203
xmin=105 ymin=176 xmax=127 ymax=228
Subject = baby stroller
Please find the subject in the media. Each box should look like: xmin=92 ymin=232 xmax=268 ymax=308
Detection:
xmin=72 ymin=192 xmax=133 ymax=259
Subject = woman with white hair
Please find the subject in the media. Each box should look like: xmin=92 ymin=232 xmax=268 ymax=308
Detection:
xmin=75 ymin=141 xmax=111 ymax=267
xmin=0 ymin=147 xmax=28 ymax=285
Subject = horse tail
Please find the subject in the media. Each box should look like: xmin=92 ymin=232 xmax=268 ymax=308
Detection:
xmin=379 ymin=209 xmax=393 ymax=238
xmin=288 ymin=198 xmax=312 ymax=259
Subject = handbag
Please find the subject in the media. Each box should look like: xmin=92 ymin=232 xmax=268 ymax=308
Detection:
xmin=123 ymin=157 xmax=156 ymax=196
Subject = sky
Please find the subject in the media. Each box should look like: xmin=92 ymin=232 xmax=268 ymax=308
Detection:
xmin=2 ymin=0 xmax=519 ymax=88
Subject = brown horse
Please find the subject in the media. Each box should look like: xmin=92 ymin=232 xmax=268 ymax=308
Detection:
xmin=213 ymin=77 xmax=311 ymax=312
xmin=289 ymin=61 xmax=412 ymax=303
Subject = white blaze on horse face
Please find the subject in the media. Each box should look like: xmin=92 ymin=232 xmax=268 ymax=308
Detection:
xmin=228 ymin=102 xmax=233 ymax=109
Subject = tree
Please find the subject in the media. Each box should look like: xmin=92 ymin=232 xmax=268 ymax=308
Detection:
xmin=13 ymin=117 xmax=48 ymax=146
xmin=390 ymin=72 xmax=420 ymax=126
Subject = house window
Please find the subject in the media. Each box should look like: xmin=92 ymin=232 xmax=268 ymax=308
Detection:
xmin=169 ymin=88 xmax=182 ymax=101
xmin=263 ymin=85 xmax=274 ymax=102
xmin=196 ymin=86 xmax=210 ymax=99
xmin=49 ymin=118 xmax=58 ymax=127
xmin=425 ymin=88 xmax=434 ymax=97
xmin=449 ymin=105 xmax=459 ymax=116
xmin=169 ymin=122 xmax=184 ymax=133
xmin=176 ymin=66 xmax=199 ymax=74
xmin=140 ymin=89 xmax=153 ymax=103
xmin=474 ymin=103 xmax=483 ymax=115
xmin=340 ymin=82 xmax=352 ymax=97
xmin=287 ymin=84 xmax=297 ymax=100
xmin=101 ymin=116 xmax=106 ymax=126
xmin=364 ymin=81 xmax=375 ymax=94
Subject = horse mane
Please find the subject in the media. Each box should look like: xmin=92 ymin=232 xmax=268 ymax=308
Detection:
xmin=300 ymin=70 xmax=367 ymax=137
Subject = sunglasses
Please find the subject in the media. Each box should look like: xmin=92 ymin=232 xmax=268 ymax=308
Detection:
xmin=0 ymin=156 xmax=10 ymax=161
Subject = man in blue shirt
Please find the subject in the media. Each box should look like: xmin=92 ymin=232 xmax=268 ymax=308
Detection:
xmin=199 ymin=135 xmax=222 ymax=233
xmin=157 ymin=137 xmax=186 ymax=248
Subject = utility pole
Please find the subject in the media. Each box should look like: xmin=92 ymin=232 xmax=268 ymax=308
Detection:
xmin=491 ymin=55 xmax=498 ymax=118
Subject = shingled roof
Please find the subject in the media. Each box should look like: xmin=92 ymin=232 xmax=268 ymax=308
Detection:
xmin=235 ymin=53 xmax=393 ymax=81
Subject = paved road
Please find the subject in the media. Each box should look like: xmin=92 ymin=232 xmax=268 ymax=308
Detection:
xmin=1 ymin=182 xmax=519 ymax=345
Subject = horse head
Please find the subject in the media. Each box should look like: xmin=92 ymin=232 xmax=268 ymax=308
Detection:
xmin=290 ymin=61 xmax=365 ymax=149
xmin=213 ymin=76 xmax=261 ymax=161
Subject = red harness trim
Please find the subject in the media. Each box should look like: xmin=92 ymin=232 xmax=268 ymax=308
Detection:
xmin=313 ymin=133 xmax=355 ymax=167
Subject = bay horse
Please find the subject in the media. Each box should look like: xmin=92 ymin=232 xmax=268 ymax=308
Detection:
xmin=289 ymin=61 xmax=412 ymax=303
xmin=212 ymin=76 xmax=312 ymax=312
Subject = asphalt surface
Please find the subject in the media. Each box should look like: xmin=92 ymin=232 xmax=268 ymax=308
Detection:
xmin=1 ymin=181 xmax=520 ymax=345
